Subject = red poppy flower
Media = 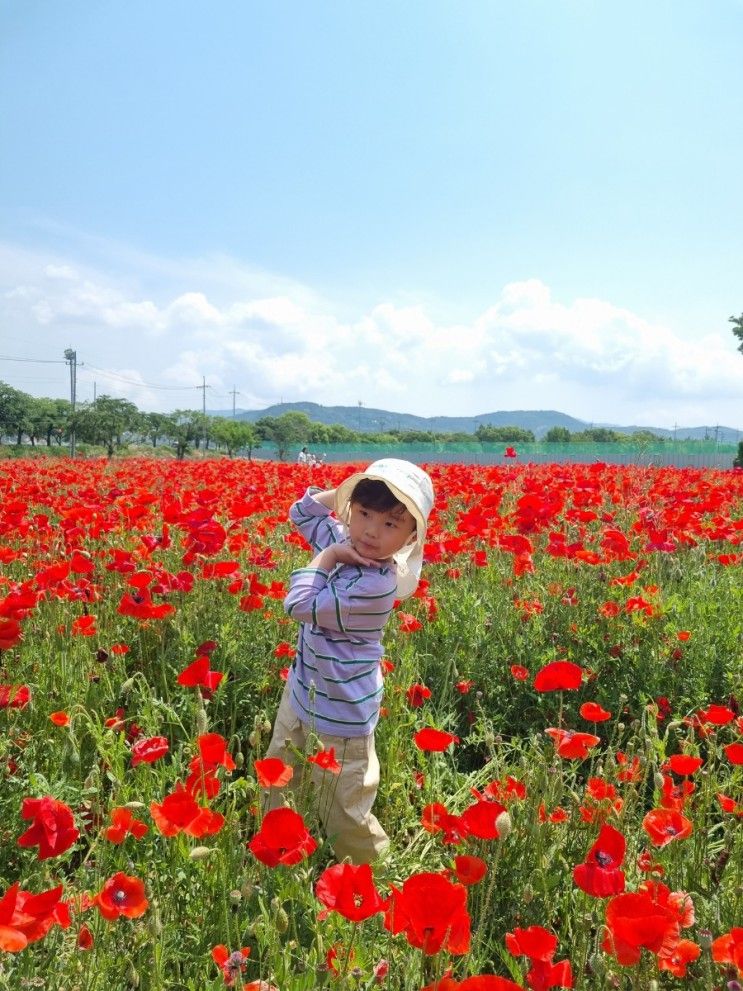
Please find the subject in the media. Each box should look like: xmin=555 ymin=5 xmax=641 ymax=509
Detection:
xmin=421 ymin=803 xmax=468 ymax=845
xmin=0 ymin=618 xmax=23 ymax=651
xmin=17 ymin=796 xmax=79 ymax=860
xmin=93 ymin=872 xmax=149 ymax=920
xmin=453 ymin=855 xmax=488 ymax=886
xmin=533 ymin=661 xmax=583 ymax=692
xmin=76 ymin=923 xmax=94 ymax=950
xmin=196 ymin=733 xmax=236 ymax=771
xmin=657 ymin=938 xmax=701 ymax=978
xmin=406 ymin=683 xmax=432 ymax=707
xmin=211 ymin=944 xmax=251 ymax=986
xmin=248 ymin=807 xmax=317 ymax=867
xmin=663 ymin=754 xmax=703 ymax=775
xmin=724 ymin=742 xmax=743 ymax=765
xmin=0 ymin=881 xmax=70 ymax=952
xmin=579 ymin=701 xmax=611 ymax=722
xmin=414 ymin=728 xmax=459 ymax=752
xmin=130 ymin=735 xmax=169 ymax=766
xmin=177 ymin=655 xmax=224 ymax=693
xmin=384 ymin=871 xmax=471 ymax=955
xmin=711 ymin=927 xmax=743 ymax=978
xmin=545 ymin=728 xmax=600 ymax=760
xmin=103 ymin=807 xmax=148 ymax=844
xmin=642 ymin=808 xmax=693 ymax=848
xmin=307 ymin=746 xmax=341 ymax=773
xmin=0 ymin=684 xmax=31 ymax=708
xmin=315 ymin=863 xmax=385 ymax=921
xmin=510 ymin=665 xmax=529 ymax=681
xmin=573 ymin=823 xmax=626 ymax=897
xmin=459 ymin=979 xmax=525 ymax=991
xmin=698 ymin=703 xmax=735 ymax=725
xmin=398 ymin=612 xmax=423 ymax=633
xmin=459 ymin=799 xmax=507 ymax=840
xmin=50 ymin=711 xmax=70 ymax=727
xmin=254 ymin=758 xmax=294 ymax=788
xmin=505 ymin=924 xmax=558 ymax=962
xmin=602 ymin=890 xmax=680 ymax=966
xmin=150 ymin=783 xmax=225 ymax=838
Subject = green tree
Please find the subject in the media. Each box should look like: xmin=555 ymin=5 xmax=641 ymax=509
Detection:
xmin=164 ymin=410 xmax=202 ymax=459
xmin=256 ymin=411 xmax=313 ymax=459
xmin=73 ymin=396 xmax=140 ymax=456
xmin=210 ymin=417 xmax=261 ymax=457
xmin=544 ymin=426 xmax=572 ymax=443
xmin=475 ymin=425 xmax=536 ymax=443
xmin=0 ymin=382 xmax=33 ymax=445
xmin=142 ymin=412 xmax=173 ymax=448
xmin=572 ymin=427 xmax=622 ymax=443
xmin=730 ymin=312 xmax=743 ymax=354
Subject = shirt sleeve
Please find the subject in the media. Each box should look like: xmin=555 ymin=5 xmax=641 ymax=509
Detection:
xmin=289 ymin=488 xmax=345 ymax=552
xmin=284 ymin=563 xmax=398 ymax=635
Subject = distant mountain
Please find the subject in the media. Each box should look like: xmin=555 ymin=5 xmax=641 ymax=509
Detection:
xmin=206 ymin=401 xmax=741 ymax=443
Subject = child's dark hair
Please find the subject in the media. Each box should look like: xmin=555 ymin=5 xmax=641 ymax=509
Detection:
xmin=350 ymin=479 xmax=411 ymax=522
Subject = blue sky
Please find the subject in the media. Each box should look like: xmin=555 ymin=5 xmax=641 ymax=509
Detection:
xmin=2 ymin=0 xmax=742 ymax=429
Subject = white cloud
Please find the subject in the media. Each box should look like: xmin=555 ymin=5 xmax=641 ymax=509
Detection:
xmin=1 ymin=243 xmax=742 ymax=429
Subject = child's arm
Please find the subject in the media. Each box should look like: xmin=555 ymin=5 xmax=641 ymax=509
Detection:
xmin=289 ymin=488 xmax=343 ymax=552
xmin=308 ymin=488 xmax=336 ymax=510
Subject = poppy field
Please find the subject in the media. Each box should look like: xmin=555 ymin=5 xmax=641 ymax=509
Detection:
xmin=1 ymin=456 xmax=742 ymax=991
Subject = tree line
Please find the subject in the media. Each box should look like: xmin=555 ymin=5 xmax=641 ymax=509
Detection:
xmin=0 ymin=380 xmax=678 ymax=460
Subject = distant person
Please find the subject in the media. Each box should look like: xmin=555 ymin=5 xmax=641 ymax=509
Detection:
xmin=297 ymin=446 xmax=310 ymax=465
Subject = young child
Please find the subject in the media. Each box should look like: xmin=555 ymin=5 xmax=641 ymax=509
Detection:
xmin=263 ymin=458 xmax=434 ymax=864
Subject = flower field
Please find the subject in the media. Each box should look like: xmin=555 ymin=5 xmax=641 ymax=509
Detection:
xmin=1 ymin=456 xmax=742 ymax=991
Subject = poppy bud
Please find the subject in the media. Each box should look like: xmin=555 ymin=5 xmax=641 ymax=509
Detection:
xmin=496 ymin=810 xmax=512 ymax=840
xmin=148 ymin=906 xmax=162 ymax=937
xmin=125 ymin=801 xmax=146 ymax=810
xmin=274 ymin=907 xmax=289 ymax=933
xmin=522 ymin=884 xmax=534 ymax=904
xmin=229 ymin=888 xmax=242 ymax=904
xmin=83 ymin=767 xmax=99 ymax=791
xmin=120 ymin=677 xmax=136 ymax=695
xmin=195 ymin=707 xmax=209 ymax=735
xmin=234 ymin=751 xmax=244 ymax=768
xmin=654 ymin=772 xmax=665 ymax=790
xmin=189 ymin=846 xmax=213 ymax=860
xmin=126 ymin=962 xmax=140 ymax=987
xmin=262 ymin=719 xmax=272 ymax=734
xmin=248 ymin=731 xmax=259 ymax=747
xmin=698 ymin=928 xmax=713 ymax=950
xmin=241 ymin=880 xmax=255 ymax=899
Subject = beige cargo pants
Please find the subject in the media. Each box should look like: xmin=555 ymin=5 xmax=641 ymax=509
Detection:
xmin=262 ymin=684 xmax=389 ymax=865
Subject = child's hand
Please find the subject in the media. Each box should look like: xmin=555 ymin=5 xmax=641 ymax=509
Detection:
xmin=332 ymin=541 xmax=376 ymax=567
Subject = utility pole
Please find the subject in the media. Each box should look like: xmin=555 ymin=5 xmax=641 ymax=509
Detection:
xmin=93 ymin=381 xmax=97 ymax=403
xmin=197 ymin=376 xmax=211 ymax=450
xmin=358 ymin=400 xmax=364 ymax=431
xmin=229 ymin=386 xmax=240 ymax=418
xmin=64 ymin=348 xmax=77 ymax=458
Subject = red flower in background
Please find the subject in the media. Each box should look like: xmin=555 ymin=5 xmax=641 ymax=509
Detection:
xmin=545 ymin=728 xmax=600 ymax=760
xmin=17 ymin=796 xmax=79 ymax=860
xmin=398 ymin=612 xmax=423 ymax=633
xmin=573 ymin=823 xmax=626 ymax=897
xmin=94 ymin=872 xmax=148 ymax=920
xmin=384 ymin=871 xmax=471 ymax=955
xmin=505 ymin=925 xmax=574 ymax=990
xmin=712 ymin=927 xmax=743 ymax=978
xmin=406 ymin=683 xmax=432 ymax=707
xmin=453 ymin=855 xmax=488 ymax=886
xmin=534 ymin=661 xmax=583 ymax=692
xmin=254 ymin=758 xmax=294 ymax=788
xmin=307 ymin=746 xmax=341 ymax=773
xmin=130 ymin=735 xmax=169 ymax=766
xmin=315 ymin=863 xmax=385 ymax=921
xmin=642 ymin=808 xmax=693 ymax=848
xmin=663 ymin=754 xmax=703 ymax=775
xmin=724 ymin=742 xmax=743 ymax=765
xmin=603 ymin=890 xmax=680 ymax=966
xmin=177 ymin=655 xmax=224 ymax=694
xmin=0 ymin=881 xmax=70 ymax=952
xmin=421 ymin=803 xmax=468 ymax=845
xmin=211 ymin=944 xmax=251 ymax=986
xmin=579 ymin=701 xmax=611 ymax=722
xmin=414 ymin=728 xmax=459 ymax=752
xmin=0 ymin=684 xmax=31 ymax=708
xmin=248 ymin=808 xmax=317 ymax=867
xmin=150 ymin=783 xmax=224 ymax=838
xmin=102 ymin=807 xmax=148 ymax=844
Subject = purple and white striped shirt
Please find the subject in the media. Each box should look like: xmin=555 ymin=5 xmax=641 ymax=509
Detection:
xmin=283 ymin=488 xmax=398 ymax=737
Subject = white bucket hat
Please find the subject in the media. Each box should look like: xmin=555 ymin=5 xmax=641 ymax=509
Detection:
xmin=334 ymin=458 xmax=434 ymax=599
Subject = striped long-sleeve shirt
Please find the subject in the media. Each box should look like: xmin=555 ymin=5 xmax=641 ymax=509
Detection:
xmin=283 ymin=488 xmax=398 ymax=737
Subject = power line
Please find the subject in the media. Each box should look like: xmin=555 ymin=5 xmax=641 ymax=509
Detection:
xmin=0 ymin=354 xmax=66 ymax=364
xmin=80 ymin=363 xmax=202 ymax=392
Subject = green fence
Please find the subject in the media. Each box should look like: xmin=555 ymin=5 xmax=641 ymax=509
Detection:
xmin=283 ymin=442 xmax=739 ymax=469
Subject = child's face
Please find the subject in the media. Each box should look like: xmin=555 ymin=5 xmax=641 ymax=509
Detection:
xmin=348 ymin=500 xmax=417 ymax=562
